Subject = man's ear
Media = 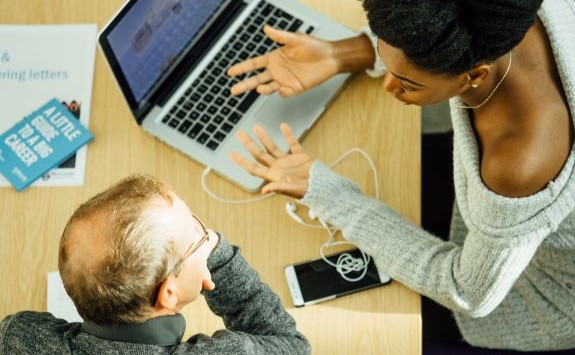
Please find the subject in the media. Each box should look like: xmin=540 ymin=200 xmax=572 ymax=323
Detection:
xmin=466 ymin=63 xmax=492 ymax=88
xmin=154 ymin=278 xmax=179 ymax=312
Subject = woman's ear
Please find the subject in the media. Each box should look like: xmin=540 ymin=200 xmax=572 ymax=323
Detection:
xmin=466 ymin=63 xmax=492 ymax=88
xmin=154 ymin=278 xmax=179 ymax=313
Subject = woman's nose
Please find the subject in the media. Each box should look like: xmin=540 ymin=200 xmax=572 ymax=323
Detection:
xmin=382 ymin=72 xmax=403 ymax=95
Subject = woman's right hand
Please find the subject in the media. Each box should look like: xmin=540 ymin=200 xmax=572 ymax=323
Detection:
xmin=229 ymin=123 xmax=315 ymax=199
xmin=227 ymin=25 xmax=339 ymax=98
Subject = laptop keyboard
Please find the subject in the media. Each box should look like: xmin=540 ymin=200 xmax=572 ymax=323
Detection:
xmin=161 ymin=1 xmax=311 ymax=152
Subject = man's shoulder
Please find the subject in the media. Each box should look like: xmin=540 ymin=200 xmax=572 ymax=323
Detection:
xmin=1 ymin=311 xmax=80 ymax=354
xmin=3 ymin=310 xmax=73 ymax=327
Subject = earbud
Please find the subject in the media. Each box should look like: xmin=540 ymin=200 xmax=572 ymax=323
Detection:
xmin=286 ymin=202 xmax=304 ymax=223
xmin=308 ymin=209 xmax=317 ymax=220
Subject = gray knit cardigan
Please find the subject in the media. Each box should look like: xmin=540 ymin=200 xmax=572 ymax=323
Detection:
xmin=301 ymin=0 xmax=575 ymax=351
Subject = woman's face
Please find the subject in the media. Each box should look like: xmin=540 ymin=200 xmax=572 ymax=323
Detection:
xmin=377 ymin=39 xmax=470 ymax=106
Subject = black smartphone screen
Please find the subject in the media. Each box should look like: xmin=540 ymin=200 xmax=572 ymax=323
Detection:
xmin=293 ymin=248 xmax=387 ymax=302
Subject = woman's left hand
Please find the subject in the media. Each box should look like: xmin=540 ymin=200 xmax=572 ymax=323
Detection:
xmin=229 ymin=123 xmax=314 ymax=199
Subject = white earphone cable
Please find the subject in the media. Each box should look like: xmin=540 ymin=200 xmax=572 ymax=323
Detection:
xmin=201 ymin=148 xmax=379 ymax=281
xmin=284 ymin=148 xmax=379 ymax=282
xmin=315 ymin=216 xmax=371 ymax=282
xmin=328 ymin=147 xmax=380 ymax=200
xmin=201 ymin=167 xmax=275 ymax=204
xmin=201 ymin=148 xmax=378 ymax=203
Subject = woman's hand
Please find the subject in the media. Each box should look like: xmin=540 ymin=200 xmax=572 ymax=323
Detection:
xmin=229 ymin=123 xmax=315 ymax=198
xmin=227 ymin=25 xmax=339 ymax=97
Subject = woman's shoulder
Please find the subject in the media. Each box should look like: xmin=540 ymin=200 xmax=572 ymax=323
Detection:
xmin=480 ymin=106 xmax=573 ymax=198
xmin=477 ymin=17 xmax=574 ymax=198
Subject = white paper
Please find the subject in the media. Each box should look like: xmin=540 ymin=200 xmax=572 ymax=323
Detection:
xmin=0 ymin=24 xmax=97 ymax=188
xmin=47 ymin=271 xmax=83 ymax=323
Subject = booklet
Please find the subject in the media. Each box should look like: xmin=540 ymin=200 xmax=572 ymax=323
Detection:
xmin=0 ymin=24 xmax=97 ymax=188
xmin=0 ymin=98 xmax=94 ymax=191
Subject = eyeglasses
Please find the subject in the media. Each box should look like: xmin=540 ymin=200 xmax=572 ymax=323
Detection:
xmin=152 ymin=214 xmax=210 ymax=304
xmin=165 ymin=214 xmax=210 ymax=277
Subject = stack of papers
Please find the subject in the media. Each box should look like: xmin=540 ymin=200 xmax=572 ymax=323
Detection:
xmin=47 ymin=271 xmax=82 ymax=323
xmin=0 ymin=24 xmax=97 ymax=188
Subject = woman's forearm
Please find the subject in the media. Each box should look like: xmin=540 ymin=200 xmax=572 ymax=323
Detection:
xmin=332 ymin=34 xmax=376 ymax=73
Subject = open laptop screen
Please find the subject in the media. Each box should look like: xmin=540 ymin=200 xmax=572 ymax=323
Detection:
xmin=101 ymin=0 xmax=230 ymax=111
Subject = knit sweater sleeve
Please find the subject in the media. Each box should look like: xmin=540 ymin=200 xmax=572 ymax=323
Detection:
xmin=192 ymin=234 xmax=310 ymax=354
xmin=301 ymin=162 xmax=546 ymax=318
xmin=0 ymin=315 xmax=14 ymax=354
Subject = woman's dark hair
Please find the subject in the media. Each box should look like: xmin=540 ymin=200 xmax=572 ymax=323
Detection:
xmin=363 ymin=0 xmax=543 ymax=75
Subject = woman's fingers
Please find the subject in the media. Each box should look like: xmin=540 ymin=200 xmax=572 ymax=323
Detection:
xmin=234 ymin=130 xmax=276 ymax=165
xmin=263 ymin=25 xmax=301 ymax=46
xmin=226 ymin=157 xmax=306 ymax=198
xmin=262 ymin=180 xmax=306 ymax=198
xmin=227 ymin=25 xmax=292 ymax=78
xmin=229 ymin=152 xmax=270 ymax=180
xmin=280 ymin=123 xmax=304 ymax=153
xmin=252 ymin=125 xmax=286 ymax=158
xmin=230 ymin=124 xmax=310 ymax=198
xmin=235 ymin=124 xmax=304 ymax=160
xmin=230 ymin=70 xmax=274 ymax=96
xmin=227 ymin=54 xmax=268 ymax=77
xmin=256 ymin=81 xmax=281 ymax=95
xmin=278 ymin=86 xmax=298 ymax=97
xmin=228 ymin=54 xmax=269 ymax=96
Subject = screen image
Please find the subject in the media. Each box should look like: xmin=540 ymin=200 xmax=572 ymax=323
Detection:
xmin=106 ymin=0 xmax=226 ymax=103
xmin=293 ymin=249 xmax=384 ymax=302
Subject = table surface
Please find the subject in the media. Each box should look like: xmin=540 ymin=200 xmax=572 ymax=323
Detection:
xmin=0 ymin=1 xmax=422 ymax=354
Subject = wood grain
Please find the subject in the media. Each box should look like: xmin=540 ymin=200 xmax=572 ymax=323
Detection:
xmin=0 ymin=1 xmax=421 ymax=354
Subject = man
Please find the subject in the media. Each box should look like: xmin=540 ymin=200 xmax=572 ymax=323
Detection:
xmin=0 ymin=174 xmax=310 ymax=354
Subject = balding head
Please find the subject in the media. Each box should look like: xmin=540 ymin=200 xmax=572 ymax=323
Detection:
xmin=58 ymin=174 xmax=182 ymax=325
xmin=60 ymin=210 xmax=111 ymax=273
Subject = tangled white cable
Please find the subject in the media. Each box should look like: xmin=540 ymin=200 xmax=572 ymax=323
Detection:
xmin=313 ymin=215 xmax=372 ymax=282
xmin=201 ymin=147 xmax=379 ymax=281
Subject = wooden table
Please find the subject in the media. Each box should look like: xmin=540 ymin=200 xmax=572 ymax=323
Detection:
xmin=0 ymin=1 xmax=422 ymax=353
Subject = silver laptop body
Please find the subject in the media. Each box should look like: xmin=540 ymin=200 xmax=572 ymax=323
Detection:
xmin=99 ymin=0 xmax=355 ymax=191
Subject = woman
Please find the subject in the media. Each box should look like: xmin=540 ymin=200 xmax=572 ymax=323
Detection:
xmin=228 ymin=0 xmax=575 ymax=352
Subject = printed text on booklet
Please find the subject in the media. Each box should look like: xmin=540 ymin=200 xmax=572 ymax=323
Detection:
xmin=0 ymin=98 xmax=93 ymax=191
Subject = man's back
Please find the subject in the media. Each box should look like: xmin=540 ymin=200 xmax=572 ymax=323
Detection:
xmin=2 ymin=311 xmax=260 ymax=354
xmin=1 ymin=236 xmax=310 ymax=355
xmin=1 ymin=312 xmax=81 ymax=354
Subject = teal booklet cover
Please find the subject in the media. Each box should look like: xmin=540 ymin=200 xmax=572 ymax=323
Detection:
xmin=0 ymin=98 xmax=93 ymax=191
xmin=0 ymin=24 xmax=97 ymax=188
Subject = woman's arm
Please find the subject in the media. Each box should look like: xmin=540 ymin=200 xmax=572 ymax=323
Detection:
xmin=302 ymin=161 xmax=545 ymax=317
xmin=227 ymin=26 xmax=375 ymax=97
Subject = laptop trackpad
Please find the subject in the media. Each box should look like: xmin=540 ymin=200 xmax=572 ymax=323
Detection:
xmin=252 ymin=86 xmax=329 ymax=135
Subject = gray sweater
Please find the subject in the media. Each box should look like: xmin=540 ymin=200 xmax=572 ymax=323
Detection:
xmin=301 ymin=0 xmax=575 ymax=351
xmin=0 ymin=235 xmax=310 ymax=354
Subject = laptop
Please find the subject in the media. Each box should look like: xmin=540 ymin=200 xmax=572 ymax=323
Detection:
xmin=99 ymin=0 xmax=355 ymax=191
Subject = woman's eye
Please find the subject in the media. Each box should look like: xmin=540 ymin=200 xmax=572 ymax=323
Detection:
xmin=400 ymin=81 xmax=416 ymax=92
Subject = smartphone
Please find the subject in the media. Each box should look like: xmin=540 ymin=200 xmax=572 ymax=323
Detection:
xmin=284 ymin=248 xmax=391 ymax=307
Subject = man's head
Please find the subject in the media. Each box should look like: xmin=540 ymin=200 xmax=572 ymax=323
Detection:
xmin=58 ymin=174 xmax=216 ymax=325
